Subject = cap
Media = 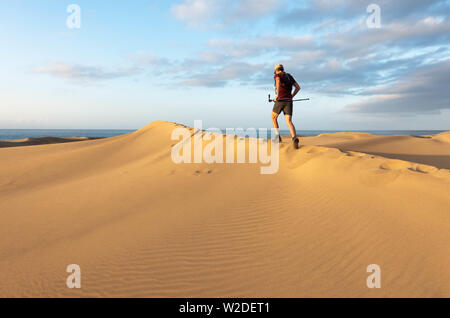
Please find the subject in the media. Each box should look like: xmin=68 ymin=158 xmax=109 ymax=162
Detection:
xmin=274 ymin=64 xmax=284 ymax=72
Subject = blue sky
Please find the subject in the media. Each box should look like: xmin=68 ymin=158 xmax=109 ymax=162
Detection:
xmin=0 ymin=0 xmax=449 ymax=130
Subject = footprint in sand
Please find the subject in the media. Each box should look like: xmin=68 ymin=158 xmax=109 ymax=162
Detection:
xmin=379 ymin=160 xmax=410 ymax=171
xmin=193 ymin=169 xmax=214 ymax=176
xmin=409 ymin=165 xmax=438 ymax=174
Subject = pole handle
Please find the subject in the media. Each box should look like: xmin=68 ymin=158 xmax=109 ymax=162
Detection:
xmin=267 ymin=94 xmax=310 ymax=103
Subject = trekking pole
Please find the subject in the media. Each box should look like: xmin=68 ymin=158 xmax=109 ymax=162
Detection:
xmin=268 ymin=94 xmax=310 ymax=103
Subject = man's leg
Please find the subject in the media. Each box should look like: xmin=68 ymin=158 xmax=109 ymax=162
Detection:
xmin=271 ymin=112 xmax=282 ymax=142
xmin=272 ymin=112 xmax=280 ymax=136
xmin=285 ymin=115 xmax=297 ymax=138
xmin=285 ymin=115 xmax=299 ymax=149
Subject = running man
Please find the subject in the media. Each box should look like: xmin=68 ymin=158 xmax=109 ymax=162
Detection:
xmin=272 ymin=64 xmax=301 ymax=149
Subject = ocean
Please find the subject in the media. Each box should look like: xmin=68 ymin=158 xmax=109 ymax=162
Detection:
xmin=0 ymin=129 xmax=135 ymax=141
xmin=0 ymin=129 xmax=446 ymax=141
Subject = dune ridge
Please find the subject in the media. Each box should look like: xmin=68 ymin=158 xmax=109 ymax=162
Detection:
xmin=0 ymin=121 xmax=449 ymax=297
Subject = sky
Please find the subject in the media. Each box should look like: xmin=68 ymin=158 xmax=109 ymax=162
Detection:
xmin=0 ymin=0 xmax=449 ymax=130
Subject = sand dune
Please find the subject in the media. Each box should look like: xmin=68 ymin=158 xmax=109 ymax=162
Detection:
xmin=299 ymin=132 xmax=450 ymax=169
xmin=0 ymin=121 xmax=449 ymax=297
xmin=0 ymin=137 xmax=102 ymax=148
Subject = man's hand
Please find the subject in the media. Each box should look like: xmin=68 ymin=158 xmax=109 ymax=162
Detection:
xmin=275 ymin=76 xmax=280 ymax=102
xmin=292 ymin=82 xmax=301 ymax=98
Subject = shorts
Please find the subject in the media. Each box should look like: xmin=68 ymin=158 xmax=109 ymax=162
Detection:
xmin=273 ymin=100 xmax=293 ymax=116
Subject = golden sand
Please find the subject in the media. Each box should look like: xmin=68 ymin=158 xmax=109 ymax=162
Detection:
xmin=0 ymin=121 xmax=448 ymax=297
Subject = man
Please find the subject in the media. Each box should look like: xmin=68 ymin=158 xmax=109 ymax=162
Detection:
xmin=272 ymin=64 xmax=301 ymax=149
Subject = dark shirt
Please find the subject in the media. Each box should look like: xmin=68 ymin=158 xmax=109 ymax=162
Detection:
xmin=274 ymin=72 xmax=296 ymax=100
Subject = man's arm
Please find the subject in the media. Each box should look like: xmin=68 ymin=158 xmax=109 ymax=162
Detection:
xmin=274 ymin=76 xmax=281 ymax=102
xmin=292 ymin=82 xmax=301 ymax=98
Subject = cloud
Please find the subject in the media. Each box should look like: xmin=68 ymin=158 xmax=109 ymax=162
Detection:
xmin=33 ymin=50 xmax=173 ymax=84
xmin=276 ymin=0 xmax=366 ymax=27
xmin=324 ymin=16 xmax=450 ymax=58
xmin=346 ymin=60 xmax=450 ymax=113
xmin=167 ymin=14 xmax=449 ymax=93
xmin=33 ymin=0 xmax=450 ymax=119
xmin=127 ymin=52 xmax=172 ymax=70
xmin=171 ymin=0 xmax=282 ymax=27
xmin=154 ymin=34 xmax=315 ymax=87
xmin=171 ymin=0 xmax=219 ymax=27
xmin=206 ymin=34 xmax=315 ymax=57
xmin=167 ymin=0 xmax=450 ymax=98
xmin=33 ymin=63 xmax=142 ymax=83
xmin=225 ymin=0 xmax=279 ymax=23
xmin=276 ymin=0 xmax=446 ymax=27
xmin=178 ymin=62 xmax=264 ymax=87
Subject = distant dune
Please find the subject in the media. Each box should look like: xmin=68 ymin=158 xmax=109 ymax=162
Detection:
xmin=299 ymin=131 xmax=450 ymax=170
xmin=0 ymin=136 xmax=103 ymax=148
xmin=0 ymin=121 xmax=449 ymax=297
